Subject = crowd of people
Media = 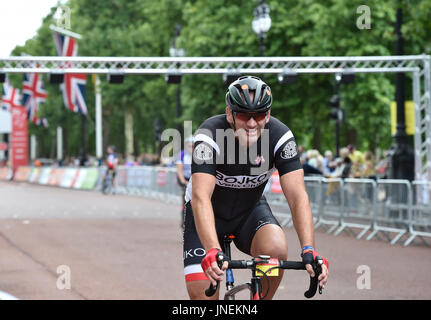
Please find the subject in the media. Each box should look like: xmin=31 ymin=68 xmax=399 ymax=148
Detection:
xmin=22 ymin=142 xmax=399 ymax=183
xmin=299 ymin=144 xmax=391 ymax=180
xmin=36 ymin=143 xmax=392 ymax=182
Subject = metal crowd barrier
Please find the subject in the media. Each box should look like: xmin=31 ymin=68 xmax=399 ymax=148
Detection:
xmin=405 ymin=181 xmax=431 ymax=246
xmin=109 ymin=167 xmax=430 ymax=247
xmin=302 ymin=176 xmax=322 ymax=226
xmin=368 ymin=179 xmax=410 ymax=245
xmin=301 ymin=176 xmax=430 ymax=247
xmin=314 ymin=178 xmax=344 ymax=234
xmin=4 ymin=164 xmax=430 ymax=247
xmin=113 ymin=166 xmax=183 ymax=204
xmin=334 ymin=178 xmax=375 ymax=239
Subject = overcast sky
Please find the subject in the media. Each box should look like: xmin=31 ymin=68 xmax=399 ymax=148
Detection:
xmin=0 ymin=0 xmax=61 ymax=57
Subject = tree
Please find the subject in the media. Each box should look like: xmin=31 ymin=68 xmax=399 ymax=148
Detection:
xmin=8 ymin=0 xmax=431 ymax=160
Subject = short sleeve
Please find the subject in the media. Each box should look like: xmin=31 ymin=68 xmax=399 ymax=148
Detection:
xmin=273 ymin=130 xmax=302 ymax=176
xmin=191 ymin=134 xmax=219 ymax=177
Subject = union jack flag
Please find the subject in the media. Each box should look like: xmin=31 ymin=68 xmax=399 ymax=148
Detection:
xmin=53 ymin=31 xmax=87 ymax=115
xmin=1 ymin=78 xmax=22 ymax=111
xmin=22 ymin=72 xmax=49 ymax=127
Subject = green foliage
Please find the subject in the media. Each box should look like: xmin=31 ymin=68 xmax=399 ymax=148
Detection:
xmin=8 ymin=0 xmax=431 ymax=159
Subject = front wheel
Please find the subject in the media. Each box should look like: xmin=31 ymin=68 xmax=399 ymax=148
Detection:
xmin=102 ymin=174 xmax=111 ymax=194
xmin=223 ymin=283 xmax=251 ymax=300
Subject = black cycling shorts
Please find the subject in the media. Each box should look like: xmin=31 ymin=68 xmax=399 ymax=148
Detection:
xmin=106 ymin=168 xmax=117 ymax=178
xmin=183 ymin=196 xmax=281 ymax=282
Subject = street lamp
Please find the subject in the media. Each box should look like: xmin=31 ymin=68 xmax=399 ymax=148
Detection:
xmin=390 ymin=1 xmax=414 ymax=180
xmin=328 ymin=72 xmax=355 ymax=157
xmin=252 ymin=0 xmax=271 ymax=79
xmin=168 ymin=24 xmax=185 ymax=135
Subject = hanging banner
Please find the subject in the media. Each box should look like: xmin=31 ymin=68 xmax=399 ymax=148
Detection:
xmin=390 ymin=101 xmax=415 ymax=135
xmin=10 ymin=105 xmax=28 ymax=170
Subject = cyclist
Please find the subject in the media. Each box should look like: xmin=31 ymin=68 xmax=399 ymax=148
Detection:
xmin=183 ymin=76 xmax=329 ymax=300
xmin=176 ymin=136 xmax=193 ymax=228
xmin=104 ymin=145 xmax=118 ymax=191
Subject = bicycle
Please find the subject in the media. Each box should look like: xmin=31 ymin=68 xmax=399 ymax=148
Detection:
xmin=205 ymin=235 xmax=324 ymax=300
xmin=102 ymin=168 xmax=115 ymax=195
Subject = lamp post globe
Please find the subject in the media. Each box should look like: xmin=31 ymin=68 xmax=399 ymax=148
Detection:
xmin=252 ymin=1 xmax=271 ymax=36
xmin=252 ymin=0 xmax=271 ymax=79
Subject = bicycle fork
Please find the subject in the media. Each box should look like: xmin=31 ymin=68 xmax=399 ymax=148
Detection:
xmin=222 ymin=235 xmax=262 ymax=300
xmin=250 ymin=271 xmax=263 ymax=300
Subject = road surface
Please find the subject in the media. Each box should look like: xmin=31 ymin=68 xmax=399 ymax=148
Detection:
xmin=0 ymin=181 xmax=430 ymax=300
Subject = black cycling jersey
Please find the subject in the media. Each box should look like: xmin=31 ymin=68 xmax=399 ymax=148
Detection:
xmin=185 ymin=114 xmax=302 ymax=220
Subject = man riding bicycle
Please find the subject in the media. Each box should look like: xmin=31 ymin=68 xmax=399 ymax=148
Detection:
xmin=183 ymin=76 xmax=329 ymax=300
xmin=104 ymin=145 xmax=118 ymax=190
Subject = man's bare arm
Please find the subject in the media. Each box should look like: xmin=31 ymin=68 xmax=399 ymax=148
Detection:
xmin=190 ymin=172 xmax=220 ymax=251
xmin=280 ymin=169 xmax=329 ymax=286
xmin=279 ymin=169 xmax=314 ymax=248
xmin=176 ymin=163 xmax=187 ymax=184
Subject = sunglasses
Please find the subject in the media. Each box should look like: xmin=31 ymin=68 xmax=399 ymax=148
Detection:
xmin=234 ymin=111 xmax=268 ymax=122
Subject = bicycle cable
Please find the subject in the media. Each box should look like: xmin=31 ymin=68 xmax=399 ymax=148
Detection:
xmin=259 ymin=266 xmax=282 ymax=300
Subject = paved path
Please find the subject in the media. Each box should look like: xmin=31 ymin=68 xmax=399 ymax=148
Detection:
xmin=0 ymin=181 xmax=430 ymax=300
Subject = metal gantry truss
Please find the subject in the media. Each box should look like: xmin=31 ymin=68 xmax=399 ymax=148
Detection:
xmin=1 ymin=55 xmax=430 ymax=179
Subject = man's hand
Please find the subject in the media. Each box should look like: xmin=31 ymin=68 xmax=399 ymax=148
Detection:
xmin=201 ymin=248 xmax=228 ymax=286
xmin=301 ymin=246 xmax=329 ymax=289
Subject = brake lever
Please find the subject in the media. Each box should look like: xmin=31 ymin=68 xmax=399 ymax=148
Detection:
xmin=316 ymin=257 xmax=323 ymax=295
xmin=304 ymin=257 xmax=323 ymax=299
xmin=204 ymin=252 xmax=226 ymax=297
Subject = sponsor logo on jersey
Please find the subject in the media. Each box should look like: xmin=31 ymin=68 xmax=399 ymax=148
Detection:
xmin=193 ymin=143 xmax=213 ymax=161
xmin=215 ymin=169 xmax=274 ymax=189
xmin=280 ymin=140 xmax=297 ymax=159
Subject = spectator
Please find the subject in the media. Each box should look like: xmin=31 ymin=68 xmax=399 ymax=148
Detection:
xmin=361 ymin=150 xmax=377 ymax=179
xmin=323 ymin=150 xmax=335 ymax=176
xmin=331 ymin=147 xmax=352 ymax=179
xmin=341 ymin=147 xmax=353 ymax=178
xmin=375 ymin=149 xmax=391 ymax=178
xmin=147 ymin=154 xmax=160 ymax=165
xmin=347 ymin=144 xmax=365 ymax=164
xmin=125 ymin=156 xmax=136 ymax=167
xmin=303 ymin=149 xmax=323 ymax=176
xmin=138 ymin=153 xmax=154 ymax=165
xmin=349 ymin=160 xmax=363 ymax=178
xmin=298 ymin=145 xmax=307 ymax=165
xmin=330 ymin=157 xmax=344 ymax=177
xmin=345 ymin=145 xmax=364 ymax=178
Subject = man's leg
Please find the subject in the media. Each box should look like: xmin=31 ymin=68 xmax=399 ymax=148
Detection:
xmin=249 ymin=224 xmax=288 ymax=300
xmin=183 ymin=202 xmax=221 ymax=300
xmin=235 ymin=197 xmax=288 ymax=300
xmin=186 ymin=280 xmax=220 ymax=300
